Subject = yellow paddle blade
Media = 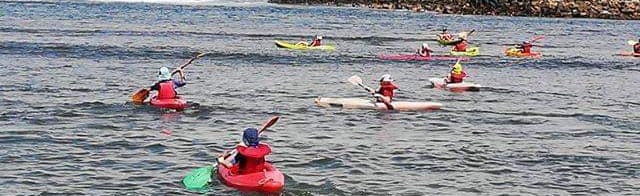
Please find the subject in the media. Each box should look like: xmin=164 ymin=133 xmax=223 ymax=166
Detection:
xmin=132 ymin=89 xmax=149 ymax=104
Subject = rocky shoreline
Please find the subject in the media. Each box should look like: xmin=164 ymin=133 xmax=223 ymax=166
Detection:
xmin=268 ymin=0 xmax=640 ymax=20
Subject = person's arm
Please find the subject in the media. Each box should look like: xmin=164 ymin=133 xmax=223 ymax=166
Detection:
xmin=149 ymin=82 xmax=159 ymax=91
xmin=217 ymin=151 xmax=234 ymax=168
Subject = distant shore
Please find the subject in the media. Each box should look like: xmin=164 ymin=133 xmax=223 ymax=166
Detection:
xmin=268 ymin=0 xmax=640 ymax=20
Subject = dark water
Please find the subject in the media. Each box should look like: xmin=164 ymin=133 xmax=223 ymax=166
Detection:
xmin=1 ymin=0 xmax=639 ymax=195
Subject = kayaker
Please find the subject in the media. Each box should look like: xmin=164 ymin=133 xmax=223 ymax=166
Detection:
xmin=634 ymin=39 xmax=640 ymax=53
xmin=217 ymin=128 xmax=271 ymax=175
xmin=417 ymin=43 xmax=433 ymax=57
xmin=439 ymin=29 xmax=454 ymax=41
xmin=452 ymin=32 xmax=469 ymax=52
xmin=368 ymin=74 xmax=398 ymax=103
xmin=149 ymin=67 xmax=186 ymax=99
xmin=445 ymin=62 xmax=467 ymax=83
xmin=519 ymin=41 xmax=534 ymax=54
xmin=309 ymin=35 xmax=322 ymax=47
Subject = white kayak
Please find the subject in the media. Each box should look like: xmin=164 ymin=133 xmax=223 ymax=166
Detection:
xmin=428 ymin=78 xmax=481 ymax=92
xmin=314 ymin=97 xmax=442 ymax=111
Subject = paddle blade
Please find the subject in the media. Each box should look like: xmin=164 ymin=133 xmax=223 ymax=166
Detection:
xmin=628 ymin=40 xmax=638 ymax=46
xmin=258 ymin=116 xmax=280 ymax=134
xmin=347 ymin=75 xmax=363 ymax=86
xmin=182 ymin=165 xmax=213 ymax=190
xmin=131 ymin=89 xmax=149 ymax=104
xmin=530 ymin=36 xmax=545 ymax=43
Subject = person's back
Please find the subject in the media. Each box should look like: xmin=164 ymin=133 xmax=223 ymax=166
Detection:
xmin=521 ymin=42 xmax=533 ymax=53
xmin=454 ymin=40 xmax=468 ymax=52
xmin=447 ymin=62 xmax=467 ymax=83
xmin=418 ymin=43 xmax=432 ymax=57
xmin=156 ymin=80 xmax=176 ymax=99
xmin=150 ymin=67 xmax=186 ymax=99
xmin=236 ymin=143 xmax=271 ymax=174
xmin=309 ymin=36 xmax=322 ymax=47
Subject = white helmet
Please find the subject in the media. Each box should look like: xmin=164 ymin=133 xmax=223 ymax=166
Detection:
xmin=317 ymin=35 xmax=323 ymax=40
xmin=422 ymin=43 xmax=429 ymax=48
xmin=380 ymin=74 xmax=393 ymax=82
xmin=158 ymin=67 xmax=171 ymax=80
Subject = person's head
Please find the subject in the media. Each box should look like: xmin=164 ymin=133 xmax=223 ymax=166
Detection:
xmin=452 ymin=63 xmax=463 ymax=74
xmin=158 ymin=67 xmax=171 ymax=81
xmin=242 ymin=128 xmax=260 ymax=147
xmin=442 ymin=28 xmax=448 ymax=33
xmin=422 ymin=43 xmax=429 ymax=49
xmin=379 ymin=74 xmax=393 ymax=83
xmin=523 ymin=41 xmax=530 ymax=44
xmin=317 ymin=35 xmax=323 ymax=40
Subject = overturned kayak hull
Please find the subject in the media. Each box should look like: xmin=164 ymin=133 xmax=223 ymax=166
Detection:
xmin=450 ymin=47 xmax=480 ymax=57
xmin=150 ymin=96 xmax=188 ymax=110
xmin=275 ymin=40 xmax=335 ymax=50
xmin=505 ymin=48 xmax=541 ymax=58
xmin=217 ymin=162 xmax=285 ymax=193
xmin=378 ymin=54 xmax=469 ymax=61
xmin=428 ymin=78 xmax=481 ymax=92
xmin=315 ymin=97 xmax=442 ymax=111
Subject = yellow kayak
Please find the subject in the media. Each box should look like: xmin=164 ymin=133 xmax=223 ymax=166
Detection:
xmin=275 ymin=40 xmax=335 ymax=50
xmin=450 ymin=47 xmax=480 ymax=57
xmin=505 ymin=48 xmax=541 ymax=58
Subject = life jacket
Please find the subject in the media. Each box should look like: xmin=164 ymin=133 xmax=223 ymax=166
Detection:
xmin=157 ymin=81 xmax=176 ymax=99
xmin=634 ymin=43 xmax=640 ymax=53
xmin=440 ymin=34 xmax=453 ymax=41
xmin=522 ymin=43 xmax=533 ymax=53
xmin=236 ymin=144 xmax=272 ymax=174
xmin=310 ymin=39 xmax=321 ymax=47
xmin=454 ymin=41 xmax=468 ymax=52
xmin=377 ymin=81 xmax=398 ymax=101
xmin=449 ymin=71 xmax=467 ymax=83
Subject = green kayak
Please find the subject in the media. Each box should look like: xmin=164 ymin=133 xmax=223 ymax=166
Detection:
xmin=437 ymin=38 xmax=458 ymax=46
xmin=450 ymin=47 xmax=480 ymax=57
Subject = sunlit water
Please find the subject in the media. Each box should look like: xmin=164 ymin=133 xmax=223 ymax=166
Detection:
xmin=1 ymin=0 xmax=639 ymax=195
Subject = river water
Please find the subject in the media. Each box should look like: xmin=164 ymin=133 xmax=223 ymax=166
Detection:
xmin=1 ymin=0 xmax=639 ymax=195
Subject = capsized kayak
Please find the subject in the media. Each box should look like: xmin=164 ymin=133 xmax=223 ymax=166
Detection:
xmin=378 ymin=54 xmax=469 ymax=61
xmin=450 ymin=47 xmax=480 ymax=57
xmin=217 ymin=161 xmax=285 ymax=193
xmin=428 ymin=78 xmax=481 ymax=92
xmin=275 ymin=40 xmax=335 ymax=50
xmin=505 ymin=48 xmax=541 ymax=58
xmin=150 ymin=96 xmax=188 ymax=110
xmin=315 ymin=97 xmax=442 ymax=111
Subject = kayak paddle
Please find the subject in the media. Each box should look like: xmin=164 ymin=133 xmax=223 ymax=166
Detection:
xmin=628 ymin=40 xmax=638 ymax=45
xmin=530 ymin=35 xmax=545 ymax=43
xmin=347 ymin=75 xmax=394 ymax=110
xmin=131 ymin=52 xmax=209 ymax=104
xmin=182 ymin=116 xmax=280 ymax=190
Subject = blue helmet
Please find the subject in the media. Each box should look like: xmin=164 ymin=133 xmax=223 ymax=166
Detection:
xmin=242 ymin=128 xmax=260 ymax=147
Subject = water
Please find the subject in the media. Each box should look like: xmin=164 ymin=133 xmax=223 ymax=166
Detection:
xmin=1 ymin=0 xmax=639 ymax=195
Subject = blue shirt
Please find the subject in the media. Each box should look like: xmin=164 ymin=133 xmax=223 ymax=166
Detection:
xmin=150 ymin=79 xmax=185 ymax=91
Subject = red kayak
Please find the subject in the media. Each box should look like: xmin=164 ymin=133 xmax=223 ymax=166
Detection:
xmin=378 ymin=54 xmax=469 ymax=61
xmin=217 ymin=162 xmax=285 ymax=193
xmin=149 ymin=96 xmax=187 ymax=110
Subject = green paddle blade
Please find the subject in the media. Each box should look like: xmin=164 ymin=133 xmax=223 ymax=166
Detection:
xmin=182 ymin=165 xmax=213 ymax=190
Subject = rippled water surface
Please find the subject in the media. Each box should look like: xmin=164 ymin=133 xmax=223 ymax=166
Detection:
xmin=1 ymin=0 xmax=639 ymax=195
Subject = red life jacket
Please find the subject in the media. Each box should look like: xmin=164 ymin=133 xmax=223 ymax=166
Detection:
xmin=310 ymin=39 xmax=321 ymax=47
xmin=378 ymin=81 xmax=398 ymax=101
xmin=454 ymin=41 xmax=468 ymax=52
xmin=522 ymin=43 xmax=533 ymax=53
xmin=449 ymin=71 xmax=467 ymax=83
xmin=157 ymin=81 xmax=176 ymax=99
xmin=236 ymin=144 xmax=271 ymax=174
xmin=634 ymin=43 xmax=640 ymax=53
